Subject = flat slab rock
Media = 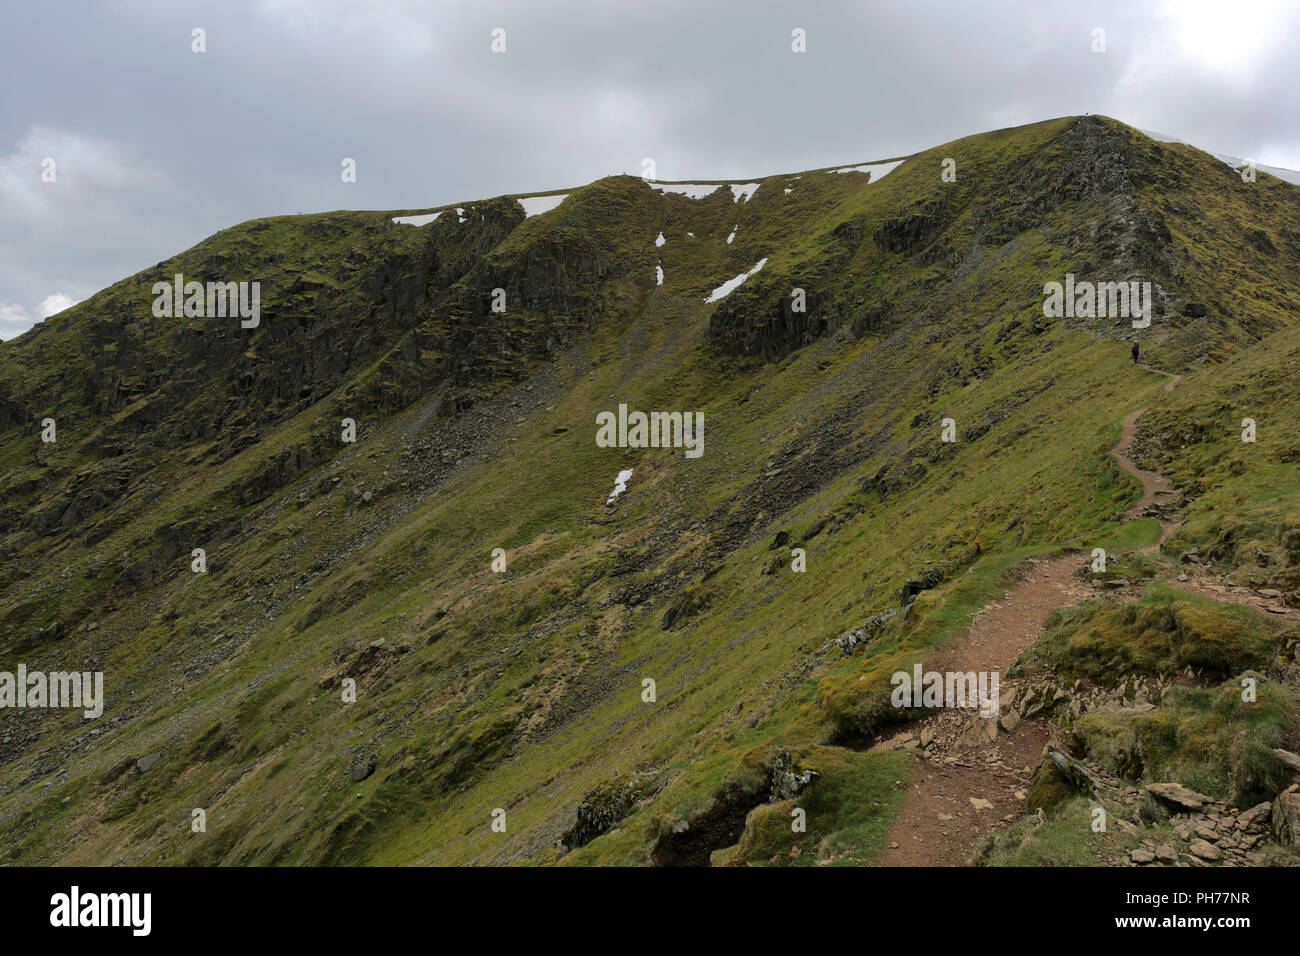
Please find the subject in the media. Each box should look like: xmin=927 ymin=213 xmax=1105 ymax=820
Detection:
xmin=1145 ymin=782 xmax=1212 ymax=811
xmin=1189 ymin=839 xmax=1222 ymax=861
xmin=1237 ymin=802 xmax=1272 ymax=828
xmin=136 ymin=752 xmax=162 ymax=774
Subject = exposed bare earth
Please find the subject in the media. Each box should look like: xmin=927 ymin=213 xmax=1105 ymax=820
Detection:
xmin=872 ymin=556 xmax=1085 ymax=866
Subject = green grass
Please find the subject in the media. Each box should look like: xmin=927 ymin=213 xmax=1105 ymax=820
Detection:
xmin=978 ymin=796 xmax=1134 ymax=866
xmin=1074 ymin=679 xmax=1296 ymax=806
xmin=1023 ymin=582 xmax=1283 ymax=684
xmin=2 ymin=115 xmax=1299 ymax=866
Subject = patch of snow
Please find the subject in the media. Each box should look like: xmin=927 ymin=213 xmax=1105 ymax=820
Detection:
xmin=1136 ymin=129 xmax=1300 ymax=185
xmin=686 ymin=231 xmax=694 ymax=237
xmin=730 ymin=183 xmax=760 ymax=202
xmin=392 ymin=212 xmax=444 ymax=226
xmin=606 ymin=468 xmax=634 ymax=504
xmin=828 ymin=160 xmax=904 ymax=182
xmin=655 ymin=231 xmax=666 ymax=247
xmin=705 ymin=257 xmax=768 ymax=303
xmin=726 ymin=225 xmax=737 ymax=244
xmin=518 ymin=194 xmax=567 ymax=217
xmin=1218 ymin=156 xmax=1299 ymax=184
xmin=650 ymin=182 xmax=722 ymax=199
xmin=1136 ymin=128 xmax=1182 ymax=144
xmin=455 ymin=207 xmax=466 ymax=223
xmin=656 ymin=262 xmax=664 ymax=286
xmin=783 ymin=187 xmax=794 ymax=194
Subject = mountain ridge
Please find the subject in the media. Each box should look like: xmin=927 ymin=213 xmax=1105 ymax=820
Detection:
xmin=2 ymin=114 xmax=1299 ymax=867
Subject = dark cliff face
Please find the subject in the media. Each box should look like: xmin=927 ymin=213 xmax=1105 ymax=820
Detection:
xmin=704 ymin=117 xmax=1210 ymax=362
xmin=0 ymin=185 xmax=650 ymax=554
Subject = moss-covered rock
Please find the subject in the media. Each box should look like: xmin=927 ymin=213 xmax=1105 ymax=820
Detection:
xmin=1030 ymin=586 xmax=1278 ymax=683
xmin=1026 ymin=758 xmax=1082 ymax=815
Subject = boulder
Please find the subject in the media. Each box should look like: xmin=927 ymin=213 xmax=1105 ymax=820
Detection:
xmin=770 ymin=749 xmax=819 ymax=800
xmin=1138 ymin=793 xmax=1169 ymax=825
xmin=1236 ymin=802 xmax=1271 ymax=829
xmin=1145 ymin=782 xmax=1212 ymax=812
xmin=1271 ymin=785 xmax=1300 ymax=844
xmin=801 ymin=518 xmax=828 ymax=541
xmin=957 ymin=713 xmax=998 ymax=748
xmin=1048 ymin=746 xmax=1103 ymax=792
xmin=350 ymin=754 xmax=377 ymax=783
xmin=562 ymin=782 xmax=641 ymax=851
xmin=136 ymin=752 xmax=162 ymax=774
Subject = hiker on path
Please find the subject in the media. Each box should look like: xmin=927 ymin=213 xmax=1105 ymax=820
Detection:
xmin=1132 ymin=341 xmax=1140 ymax=364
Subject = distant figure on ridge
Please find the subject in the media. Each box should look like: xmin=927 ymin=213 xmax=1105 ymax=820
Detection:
xmin=1132 ymin=341 xmax=1140 ymax=364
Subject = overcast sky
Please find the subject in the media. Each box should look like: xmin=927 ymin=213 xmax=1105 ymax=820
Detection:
xmin=2 ymin=0 xmax=1298 ymax=339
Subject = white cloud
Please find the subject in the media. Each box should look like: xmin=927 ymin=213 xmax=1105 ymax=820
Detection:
xmin=38 ymin=293 xmax=79 ymax=318
xmin=1156 ymin=0 xmax=1295 ymax=76
xmin=0 ymin=294 xmax=79 ymax=340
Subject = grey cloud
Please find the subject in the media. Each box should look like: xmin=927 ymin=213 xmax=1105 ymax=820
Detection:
xmin=2 ymin=0 xmax=1297 ymax=338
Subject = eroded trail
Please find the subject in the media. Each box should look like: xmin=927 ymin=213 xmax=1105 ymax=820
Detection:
xmin=872 ymin=555 xmax=1084 ymax=866
xmin=873 ymin=370 xmax=1184 ymax=866
xmin=1110 ymin=372 xmax=1183 ymax=547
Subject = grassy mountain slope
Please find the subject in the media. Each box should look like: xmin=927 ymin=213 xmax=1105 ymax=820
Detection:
xmin=1 ymin=115 xmax=1297 ymax=866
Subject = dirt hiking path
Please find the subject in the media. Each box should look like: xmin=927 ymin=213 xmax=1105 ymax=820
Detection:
xmin=873 ymin=368 xmax=1185 ymax=866
xmin=872 ymin=555 xmax=1084 ymax=866
xmin=1111 ymin=372 xmax=1182 ymax=547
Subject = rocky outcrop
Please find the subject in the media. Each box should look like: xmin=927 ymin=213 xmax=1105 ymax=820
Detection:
xmin=561 ymin=782 xmax=640 ymax=852
xmin=833 ymin=608 xmax=898 ymax=655
xmin=769 ymin=749 xmax=819 ymax=800
xmin=872 ymin=197 xmax=952 ymax=261
xmin=1273 ymin=785 xmax=1300 ymax=844
xmin=1145 ymin=782 xmax=1213 ymax=812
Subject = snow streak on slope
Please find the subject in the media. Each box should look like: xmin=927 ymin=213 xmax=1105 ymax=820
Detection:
xmin=705 ymin=257 xmax=768 ymax=303
xmin=392 ymin=211 xmax=445 ymax=226
xmin=649 ymin=183 xmax=721 ymax=199
xmin=828 ymin=160 xmax=905 ymax=182
xmin=649 ymin=182 xmax=761 ymax=202
xmin=518 ymin=194 xmax=568 ymax=217
xmin=606 ymin=468 xmax=633 ymax=504
xmin=1137 ymin=129 xmax=1300 ymax=185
